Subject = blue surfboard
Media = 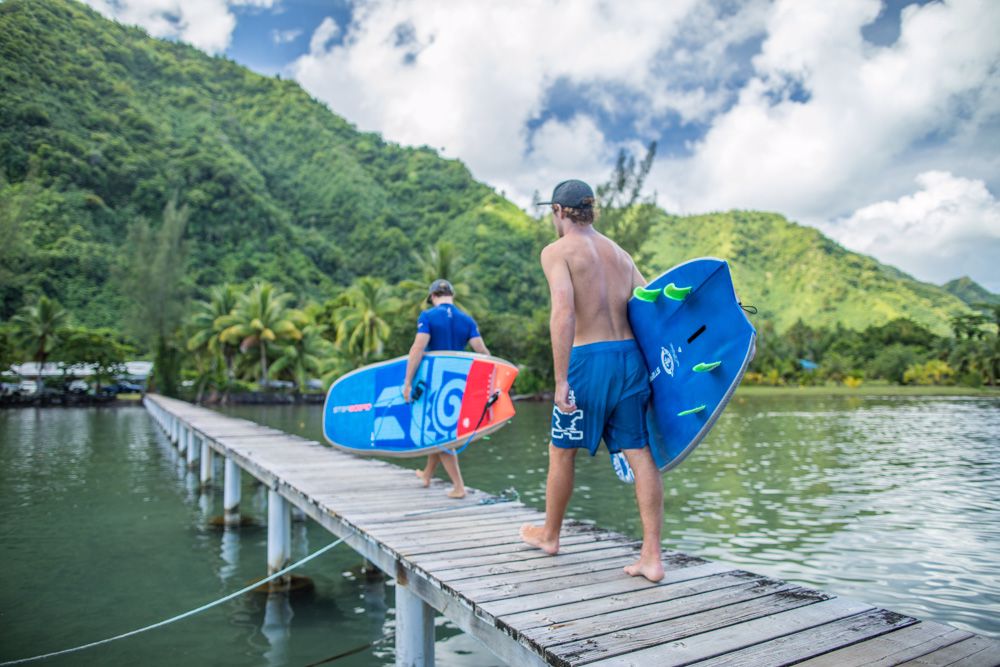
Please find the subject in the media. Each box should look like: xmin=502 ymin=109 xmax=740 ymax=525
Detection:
xmin=627 ymin=257 xmax=756 ymax=472
xmin=322 ymin=352 xmax=518 ymax=458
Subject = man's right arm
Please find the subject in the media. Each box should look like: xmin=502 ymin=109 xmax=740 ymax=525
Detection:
xmin=541 ymin=245 xmax=576 ymax=413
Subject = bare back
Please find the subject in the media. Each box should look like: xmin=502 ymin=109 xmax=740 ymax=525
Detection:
xmin=546 ymin=229 xmax=643 ymax=345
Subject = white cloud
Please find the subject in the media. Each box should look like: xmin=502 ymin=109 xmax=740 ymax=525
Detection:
xmin=826 ymin=172 xmax=1000 ymax=291
xmin=656 ymin=0 xmax=1000 ymax=221
xmin=271 ymin=28 xmax=302 ymax=45
xmin=290 ymin=0 xmax=702 ymax=206
xmin=80 ymin=0 xmax=277 ymax=54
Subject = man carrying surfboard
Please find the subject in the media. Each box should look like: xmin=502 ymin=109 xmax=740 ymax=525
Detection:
xmin=403 ymin=279 xmax=490 ymax=499
xmin=520 ymin=179 xmax=665 ymax=583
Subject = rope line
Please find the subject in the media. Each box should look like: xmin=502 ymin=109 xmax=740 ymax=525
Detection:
xmin=0 ymin=536 xmax=349 ymax=666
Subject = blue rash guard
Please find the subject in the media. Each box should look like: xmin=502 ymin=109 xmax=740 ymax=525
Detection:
xmin=417 ymin=304 xmax=481 ymax=352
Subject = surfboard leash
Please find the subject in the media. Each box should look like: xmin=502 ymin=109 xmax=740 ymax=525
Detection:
xmin=439 ymin=389 xmax=501 ymax=456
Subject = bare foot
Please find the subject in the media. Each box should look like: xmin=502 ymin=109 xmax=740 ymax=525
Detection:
xmin=624 ymin=558 xmax=664 ymax=583
xmin=519 ymin=523 xmax=559 ymax=555
xmin=447 ymin=487 xmax=466 ymax=499
xmin=415 ymin=469 xmax=430 ymax=488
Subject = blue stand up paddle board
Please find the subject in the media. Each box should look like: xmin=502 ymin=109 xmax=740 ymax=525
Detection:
xmin=627 ymin=257 xmax=756 ymax=473
xmin=322 ymin=352 xmax=518 ymax=458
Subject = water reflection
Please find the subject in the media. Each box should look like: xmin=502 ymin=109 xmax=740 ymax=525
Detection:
xmin=261 ymin=593 xmax=294 ymax=666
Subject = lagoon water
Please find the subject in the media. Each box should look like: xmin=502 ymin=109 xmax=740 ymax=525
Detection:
xmin=2 ymin=393 xmax=998 ymax=665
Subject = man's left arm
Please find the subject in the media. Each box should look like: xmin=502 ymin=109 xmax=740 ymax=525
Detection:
xmin=469 ymin=336 xmax=490 ymax=355
xmin=403 ymin=332 xmax=430 ymax=402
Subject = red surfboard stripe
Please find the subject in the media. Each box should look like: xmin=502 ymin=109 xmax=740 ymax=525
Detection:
xmin=457 ymin=360 xmax=494 ymax=436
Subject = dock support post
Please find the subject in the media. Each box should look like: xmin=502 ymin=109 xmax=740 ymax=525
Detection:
xmin=224 ymin=458 xmax=241 ymax=526
xmin=395 ymin=584 xmax=434 ymax=667
xmin=186 ymin=432 xmax=199 ymax=468
xmin=200 ymin=440 xmax=213 ymax=487
xmin=267 ymin=490 xmax=291 ymax=587
xmin=177 ymin=423 xmax=186 ymax=454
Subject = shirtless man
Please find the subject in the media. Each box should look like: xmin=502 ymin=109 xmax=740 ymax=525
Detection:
xmin=519 ymin=179 xmax=665 ymax=583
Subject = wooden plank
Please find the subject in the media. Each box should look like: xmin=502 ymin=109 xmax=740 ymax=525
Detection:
xmin=524 ymin=579 xmax=797 ymax=649
xmin=549 ymin=587 xmax=837 ymax=665
xmin=387 ymin=526 xmax=608 ymax=562
xmin=794 ymin=621 xmax=974 ymax=667
xmin=897 ymin=636 xmax=1000 ymax=666
xmin=383 ymin=520 xmax=613 ymax=551
xmin=693 ymin=608 xmax=919 ymax=667
xmin=392 ymin=521 xmax=620 ymax=564
xmin=365 ymin=509 xmax=543 ymax=537
xmin=499 ymin=568 xmax=758 ymax=630
xmin=411 ymin=533 xmax=632 ymax=570
xmin=585 ymin=597 xmax=873 ymax=667
xmin=444 ymin=542 xmax=704 ymax=593
xmin=420 ymin=540 xmax=639 ymax=584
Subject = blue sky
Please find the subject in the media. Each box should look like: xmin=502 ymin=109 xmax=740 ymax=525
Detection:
xmin=81 ymin=0 xmax=1000 ymax=291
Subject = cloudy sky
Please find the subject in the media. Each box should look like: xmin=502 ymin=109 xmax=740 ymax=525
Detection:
xmin=82 ymin=0 xmax=1000 ymax=291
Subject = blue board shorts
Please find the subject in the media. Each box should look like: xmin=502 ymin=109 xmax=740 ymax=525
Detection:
xmin=551 ymin=339 xmax=651 ymax=455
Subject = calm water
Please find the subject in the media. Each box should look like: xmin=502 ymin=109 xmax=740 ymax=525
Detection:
xmin=1 ymin=394 xmax=998 ymax=665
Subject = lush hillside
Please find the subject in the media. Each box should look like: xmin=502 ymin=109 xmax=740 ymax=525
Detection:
xmin=942 ymin=277 xmax=1000 ymax=308
xmin=0 ymin=0 xmax=979 ymax=346
xmin=643 ymin=210 xmax=974 ymax=335
xmin=0 ymin=0 xmax=549 ymax=329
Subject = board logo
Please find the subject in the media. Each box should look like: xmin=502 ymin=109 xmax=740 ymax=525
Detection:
xmin=660 ymin=345 xmax=677 ymax=377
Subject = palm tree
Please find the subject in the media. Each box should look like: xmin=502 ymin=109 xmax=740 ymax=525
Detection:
xmin=186 ymin=284 xmax=240 ymax=380
xmin=11 ymin=295 xmax=69 ymax=388
xmin=217 ymin=282 xmax=305 ymax=383
xmin=398 ymin=241 xmax=485 ymax=317
xmin=333 ymin=277 xmax=398 ymax=361
xmin=269 ymin=323 xmax=335 ymax=391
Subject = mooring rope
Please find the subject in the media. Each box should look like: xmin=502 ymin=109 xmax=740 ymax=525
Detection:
xmin=0 ymin=535 xmax=350 ymax=666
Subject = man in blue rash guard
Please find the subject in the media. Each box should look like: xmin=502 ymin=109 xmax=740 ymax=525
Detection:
xmin=402 ymin=279 xmax=490 ymax=499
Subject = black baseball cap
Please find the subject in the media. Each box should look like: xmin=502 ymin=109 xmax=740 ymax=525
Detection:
xmin=537 ymin=179 xmax=595 ymax=208
xmin=426 ymin=278 xmax=454 ymax=304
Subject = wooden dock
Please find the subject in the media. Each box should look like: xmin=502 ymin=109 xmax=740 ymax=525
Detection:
xmin=144 ymin=394 xmax=1000 ymax=666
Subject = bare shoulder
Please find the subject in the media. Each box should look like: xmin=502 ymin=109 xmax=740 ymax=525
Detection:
xmin=540 ymin=238 xmax=569 ymax=265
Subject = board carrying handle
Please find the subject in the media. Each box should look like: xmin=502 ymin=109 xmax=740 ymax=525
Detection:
xmin=663 ymin=283 xmax=692 ymax=301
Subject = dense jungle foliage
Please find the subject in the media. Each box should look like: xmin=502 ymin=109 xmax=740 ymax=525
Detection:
xmin=1 ymin=0 xmax=996 ymax=396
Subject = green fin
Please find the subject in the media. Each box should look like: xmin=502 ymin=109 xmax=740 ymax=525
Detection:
xmin=693 ymin=361 xmax=721 ymax=372
xmin=663 ymin=283 xmax=692 ymax=301
xmin=677 ymin=405 xmax=706 ymax=417
xmin=632 ymin=286 xmax=660 ymax=302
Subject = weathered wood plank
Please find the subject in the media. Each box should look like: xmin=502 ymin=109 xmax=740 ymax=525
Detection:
xmin=897 ymin=635 xmax=1000 ymax=666
xmin=550 ymin=587 xmax=837 ymax=665
xmin=525 ymin=578 xmax=797 ymax=650
xmin=411 ymin=533 xmax=630 ymax=570
xmin=585 ymin=597 xmax=873 ymax=667
xmin=794 ymin=621 xmax=973 ymax=667
xmin=498 ymin=568 xmax=756 ymax=629
xmin=432 ymin=544 xmax=643 ymax=582
xmin=692 ymin=608 xmax=918 ymax=667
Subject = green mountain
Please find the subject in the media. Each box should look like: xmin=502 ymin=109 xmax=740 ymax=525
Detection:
xmin=942 ymin=277 xmax=1000 ymax=309
xmin=0 ymin=0 xmax=977 ymax=340
xmin=643 ymin=210 xmax=973 ymax=335
xmin=0 ymin=0 xmax=548 ymax=328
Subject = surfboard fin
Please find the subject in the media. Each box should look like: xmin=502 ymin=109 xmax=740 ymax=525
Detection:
xmin=632 ymin=286 xmax=660 ymax=302
xmin=677 ymin=405 xmax=706 ymax=417
xmin=693 ymin=361 xmax=721 ymax=372
xmin=663 ymin=283 xmax=692 ymax=301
